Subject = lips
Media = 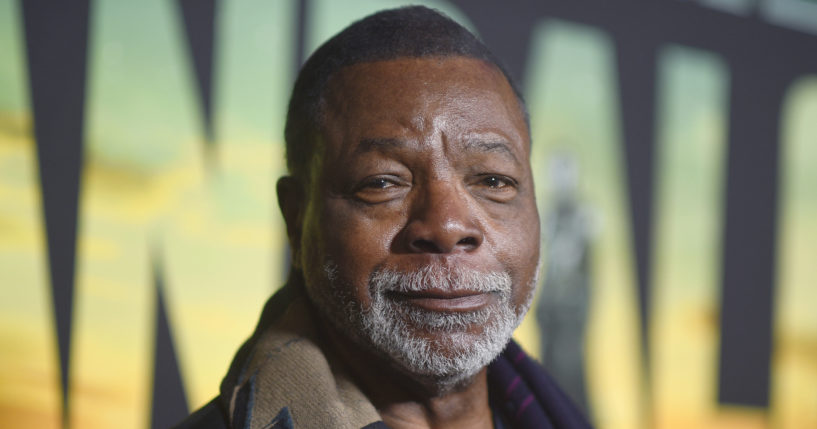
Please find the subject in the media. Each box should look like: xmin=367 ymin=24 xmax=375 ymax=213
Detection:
xmin=386 ymin=289 xmax=499 ymax=312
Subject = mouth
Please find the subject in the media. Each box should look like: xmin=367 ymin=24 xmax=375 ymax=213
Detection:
xmin=386 ymin=289 xmax=499 ymax=312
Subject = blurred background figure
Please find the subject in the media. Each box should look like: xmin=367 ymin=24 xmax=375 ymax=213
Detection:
xmin=537 ymin=153 xmax=594 ymax=415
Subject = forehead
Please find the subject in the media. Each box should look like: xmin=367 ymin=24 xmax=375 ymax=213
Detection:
xmin=319 ymin=56 xmax=529 ymax=153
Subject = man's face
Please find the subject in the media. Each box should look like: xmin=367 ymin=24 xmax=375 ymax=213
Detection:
xmin=293 ymin=56 xmax=540 ymax=386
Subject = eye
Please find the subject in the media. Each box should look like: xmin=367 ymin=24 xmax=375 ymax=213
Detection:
xmin=479 ymin=174 xmax=516 ymax=189
xmin=483 ymin=175 xmax=509 ymax=188
xmin=353 ymin=175 xmax=409 ymax=203
xmin=363 ymin=177 xmax=395 ymax=189
xmin=472 ymin=174 xmax=518 ymax=202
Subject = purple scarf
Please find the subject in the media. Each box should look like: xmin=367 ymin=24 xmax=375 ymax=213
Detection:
xmin=487 ymin=341 xmax=593 ymax=428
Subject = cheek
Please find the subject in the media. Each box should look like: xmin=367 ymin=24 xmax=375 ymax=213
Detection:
xmin=494 ymin=202 xmax=540 ymax=308
xmin=313 ymin=199 xmax=405 ymax=305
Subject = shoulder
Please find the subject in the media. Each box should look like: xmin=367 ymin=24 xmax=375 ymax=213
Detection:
xmin=175 ymin=398 xmax=391 ymax=429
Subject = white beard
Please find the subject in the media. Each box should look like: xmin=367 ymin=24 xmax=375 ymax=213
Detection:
xmin=317 ymin=262 xmax=534 ymax=391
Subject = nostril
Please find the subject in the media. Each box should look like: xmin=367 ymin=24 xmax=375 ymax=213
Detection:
xmin=411 ymin=239 xmax=441 ymax=253
xmin=457 ymin=237 xmax=478 ymax=248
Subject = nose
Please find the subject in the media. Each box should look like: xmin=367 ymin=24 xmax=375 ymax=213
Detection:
xmin=399 ymin=180 xmax=484 ymax=254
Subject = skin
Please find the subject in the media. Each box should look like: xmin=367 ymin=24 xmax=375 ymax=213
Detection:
xmin=277 ymin=56 xmax=540 ymax=428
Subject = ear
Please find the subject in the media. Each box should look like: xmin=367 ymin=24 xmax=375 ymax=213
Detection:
xmin=277 ymin=176 xmax=305 ymax=268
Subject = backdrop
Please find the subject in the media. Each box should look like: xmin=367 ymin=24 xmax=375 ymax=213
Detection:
xmin=1 ymin=1 xmax=816 ymax=428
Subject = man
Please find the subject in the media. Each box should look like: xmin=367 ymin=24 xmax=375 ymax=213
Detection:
xmin=177 ymin=6 xmax=591 ymax=429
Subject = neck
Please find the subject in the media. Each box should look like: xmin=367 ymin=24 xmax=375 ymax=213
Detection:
xmin=316 ymin=308 xmax=495 ymax=429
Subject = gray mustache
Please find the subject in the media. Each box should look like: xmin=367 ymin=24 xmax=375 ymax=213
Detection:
xmin=369 ymin=265 xmax=512 ymax=296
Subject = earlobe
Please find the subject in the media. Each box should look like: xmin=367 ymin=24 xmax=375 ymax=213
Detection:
xmin=277 ymin=176 xmax=304 ymax=268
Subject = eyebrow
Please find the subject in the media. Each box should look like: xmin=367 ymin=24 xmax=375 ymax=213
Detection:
xmin=353 ymin=138 xmax=406 ymax=155
xmin=352 ymin=137 xmax=521 ymax=165
xmin=464 ymin=140 xmax=520 ymax=165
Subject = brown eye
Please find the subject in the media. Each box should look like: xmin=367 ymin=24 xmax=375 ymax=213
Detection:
xmin=364 ymin=177 xmax=394 ymax=189
xmin=483 ymin=176 xmax=507 ymax=188
xmin=480 ymin=175 xmax=516 ymax=189
xmin=353 ymin=175 xmax=408 ymax=203
xmin=472 ymin=174 xmax=518 ymax=203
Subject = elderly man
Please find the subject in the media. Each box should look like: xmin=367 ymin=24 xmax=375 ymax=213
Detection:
xmin=177 ymin=6 xmax=590 ymax=429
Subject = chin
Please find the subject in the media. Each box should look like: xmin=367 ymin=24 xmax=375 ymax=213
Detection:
xmin=315 ymin=261 xmax=531 ymax=392
xmin=358 ymin=293 xmax=520 ymax=393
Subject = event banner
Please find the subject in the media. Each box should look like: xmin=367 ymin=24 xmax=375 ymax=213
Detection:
xmin=1 ymin=1 xmax=815 ymax=428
